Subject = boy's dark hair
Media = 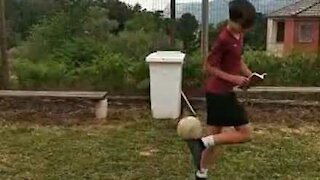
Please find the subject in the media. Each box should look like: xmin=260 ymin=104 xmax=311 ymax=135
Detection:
xmin=229 ymin=0 xmax=256 ymax=29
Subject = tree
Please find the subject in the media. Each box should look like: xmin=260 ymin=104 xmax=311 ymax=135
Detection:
xmin=82 ymin=7 xmax=118 ymax=40
xmin=176 ymin=13 xmax=199 ymax=52
xmin=244 ymin=13 xmax=267 ymax=50
xmin=5 ymin=0 xmax=62 ymax=41
xmin=133 ymin=3 xmax=142 ymax=13
xmin=125 ymin=11 xmax=165 ymax=32
xmin=0 ymin=0 xmax=9 ymax=89
xmin=103 ymin=0 xmax=134 ymax=33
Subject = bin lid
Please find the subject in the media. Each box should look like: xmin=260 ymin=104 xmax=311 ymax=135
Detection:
xmin=146 ymin=51 xmax=185 ymax=63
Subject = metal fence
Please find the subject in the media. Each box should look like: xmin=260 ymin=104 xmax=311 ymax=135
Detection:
xmin=122 ymin=0 xmax=299 ymax=24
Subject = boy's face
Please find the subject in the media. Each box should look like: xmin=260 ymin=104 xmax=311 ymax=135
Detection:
xmin=236 ymin=23 xmax=254 ymax=33
xmin=229 ymin=20 xmax=254 ymax=34
xmin=230 ymin=22 xmax=243 ymax=33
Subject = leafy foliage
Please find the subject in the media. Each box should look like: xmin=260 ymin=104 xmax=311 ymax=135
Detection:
xmin=7 ymin=0 xmax=320 ymax=93
xmin=244 ymin=52 xmax=320 ymax=86
xmin=126 ymin=12 xmax=162 ymax=32
xmin=176 ymin=13 xmax=199 ymax=52
xmin=106 ymin=30 xmax=178 ymax=59
xmin=82 ymin=6 xmax=119 ymax=40
xmin=13 ymin=58 xmax=68 ymax=90
xmin=244 ymin=13 xmax=267 ymax=50
xmin=5 ymin=0 xmax=64 ymax=46
xmin=103 ymin=0 xmax=135 ymax=33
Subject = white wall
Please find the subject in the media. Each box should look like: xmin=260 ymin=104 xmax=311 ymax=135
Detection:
xmin=266 ymin=18 xmax=284 ymax=57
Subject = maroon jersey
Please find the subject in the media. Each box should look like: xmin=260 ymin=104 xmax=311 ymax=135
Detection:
xmin=205 ymin=27 xmax=244 ymax=94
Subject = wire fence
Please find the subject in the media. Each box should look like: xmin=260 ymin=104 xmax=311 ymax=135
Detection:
xmin=122 ymin=0 xmax=299 ymax=24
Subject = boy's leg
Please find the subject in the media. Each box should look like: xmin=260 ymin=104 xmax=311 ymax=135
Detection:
xmin=188 ymin=124 xmax=251 ymax=165
xmin=188 ymin=92 xmax=251 ymax=179
xmin=201 ymin=94 xmax=251 ymax=147
xmin=201 ymin=124 xmax=251 ymax=147
xmin=192 ymin=126 xmax=222 ymax=179
xmin=189 ymin=94 xmax=221 ymax=179
xmin=200 ymin=126 xmax=223 ymax=171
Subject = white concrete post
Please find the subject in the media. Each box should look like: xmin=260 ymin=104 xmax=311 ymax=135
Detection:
xmin=95 ymin=99 xmax=108 ymax=119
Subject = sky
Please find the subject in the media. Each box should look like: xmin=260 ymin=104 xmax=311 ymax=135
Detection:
xmin=120 ymin=0 xmax=200 ymax=10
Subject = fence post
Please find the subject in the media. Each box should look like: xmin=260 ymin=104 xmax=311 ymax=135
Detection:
xmin=201 ymin=0 xmax=209 ymax=72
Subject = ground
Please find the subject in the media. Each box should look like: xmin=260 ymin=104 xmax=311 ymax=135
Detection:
xmin=0 ymin=99 xmax=319 ymax=180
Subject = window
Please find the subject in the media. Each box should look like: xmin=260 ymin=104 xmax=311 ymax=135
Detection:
xmin=299 ymin=23 xmax=313 ymax=43
xmin=276 ymin=21 xmax=285 ymax=43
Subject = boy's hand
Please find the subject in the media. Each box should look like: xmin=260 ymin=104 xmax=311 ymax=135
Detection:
xmin=230 ymin=75 xmax=249 ymax=86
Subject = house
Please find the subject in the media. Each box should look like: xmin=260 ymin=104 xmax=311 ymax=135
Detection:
xmin=266 ymin=0 xmax=320 ymax=57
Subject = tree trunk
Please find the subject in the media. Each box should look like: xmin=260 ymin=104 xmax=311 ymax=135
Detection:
xmin=0 ymin=0 xmax=9 ymax=89
xmin=183 ymin=41 xmax=189 ymax=53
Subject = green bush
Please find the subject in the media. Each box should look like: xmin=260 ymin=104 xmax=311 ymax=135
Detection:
xmin=244 ymin=51 xmax=320 ymax=86
xmin=18 ymin=12 xmax=74 ymax=61
xmin=182 ymin=51 xmax=320 ymax=89
xmin=51 ymin=37 xmax=106 ymax=67
xmin=12 ymin=51 xmax=320 ymax=93
xmin=74 ymin=52 xmax=133 ymax=91
xmin=12 ymin=53 xmax=149 ymax=93
xmin=16 ymin=6 xmax=117 ymax=62
xmin=107 ymin=30 xmax=182 ymax=59
xmin=13 ymin=58 xmax=69 ymax=90
xmin=183 ymin=51 xmax=203 ymax=88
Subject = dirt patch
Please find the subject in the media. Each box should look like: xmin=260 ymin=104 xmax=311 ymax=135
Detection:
xmin=0 ymin=97 xmax=319 ymax=126
xmin=0 ymin=97 xmax=147 ymax=126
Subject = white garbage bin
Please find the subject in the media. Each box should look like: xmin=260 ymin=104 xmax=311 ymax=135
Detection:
xmin=146 ymin=51 xmax=185 ymax=119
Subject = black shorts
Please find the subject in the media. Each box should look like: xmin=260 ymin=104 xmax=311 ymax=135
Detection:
xmin=206 ymin=92 xmax=249 ymax=127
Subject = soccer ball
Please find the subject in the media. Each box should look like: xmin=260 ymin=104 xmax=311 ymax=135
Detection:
xmin=177 ymin=116 xmax=202 ymax=139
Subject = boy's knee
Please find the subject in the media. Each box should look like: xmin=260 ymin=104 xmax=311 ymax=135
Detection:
xmin=236 ymin=126 xmax=252 ymax=142
xmin=240 ymin=129 xmax=252 ymax=142
xmin=244 ymin=131 xmax=252 ymax=142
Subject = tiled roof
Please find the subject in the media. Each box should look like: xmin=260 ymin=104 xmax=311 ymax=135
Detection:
xmin=298 ymin=2 xmax=320 ymax=16
xmin=268 ymin=0 xmax=320 ymax=17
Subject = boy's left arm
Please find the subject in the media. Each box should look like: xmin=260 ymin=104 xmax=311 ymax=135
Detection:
xmin=241 ymin=60 xmax=252 ymax=77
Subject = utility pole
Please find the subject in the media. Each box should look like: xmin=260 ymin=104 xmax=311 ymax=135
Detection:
xmin=0 ymin=0 xmax=9 ymax=89
xmin=170 ymin=0 xmax=176 ymax=19
xmin=201 ymin=0 xmax=209 ymax=72
xmin=170 ymin=0 xmax=176 ymax=46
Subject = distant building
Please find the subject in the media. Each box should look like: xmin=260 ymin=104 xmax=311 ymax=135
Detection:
xmin=267 ymin=0 xmax=320 ymax=57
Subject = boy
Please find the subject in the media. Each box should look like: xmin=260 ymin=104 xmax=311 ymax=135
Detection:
xmin=187 ymin=0 xmax=256 ymax=179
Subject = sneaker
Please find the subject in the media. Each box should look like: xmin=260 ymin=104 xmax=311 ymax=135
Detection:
xmin=186 ymin=139 xmax=206 ymax=170
xmin=195 ymin=169 xmax=208 ymax=180
xmin=195 ymin=175 xmax=207 ymax=180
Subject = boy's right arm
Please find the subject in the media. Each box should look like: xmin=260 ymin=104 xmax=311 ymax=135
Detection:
xmin=207 ymin=65 xmax=248 ymax=85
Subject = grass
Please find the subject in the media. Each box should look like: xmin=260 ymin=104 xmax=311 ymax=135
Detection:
xmin=0 ymin=114 xmax=319 ymax=180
